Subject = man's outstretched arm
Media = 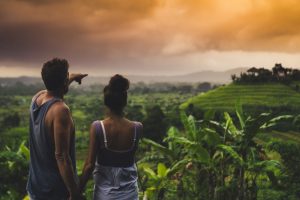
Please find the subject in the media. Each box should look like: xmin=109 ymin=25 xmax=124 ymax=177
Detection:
xmin=53 ymin=103 xmax=81 ymax=199
xmin=68 ymin=73 xmax=88 ymax=85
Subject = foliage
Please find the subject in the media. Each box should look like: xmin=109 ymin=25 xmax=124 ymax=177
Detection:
xmin=139 ymin=108 xmax=292 ymax=200
xmin=181 ymin=83 xmax=300 ymax=120
xmin=0 ymin=141 xmax=29 ymax=200
xmin=231 ymin=63 xmax=300 ymax=84
xmin=143 ymin=105 xmax=168 ymax=142
xmin=268 ymin=140 xmax=300 ymax=199
xmin=1 ymin=83 xmax=300 ymax=200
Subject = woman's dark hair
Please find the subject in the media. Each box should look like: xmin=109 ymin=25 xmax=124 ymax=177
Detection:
xmin=41 ymin=58 xmax=69 ymax=91
xmin=104 ymin=74 xmax=129 ymax=115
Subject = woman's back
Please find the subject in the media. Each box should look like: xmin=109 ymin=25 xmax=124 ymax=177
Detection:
xmin=95 ymin=119 xmax=142 ymax=167
xmin=92 ymin=119 xmax=142 ymax=200
xmin=101 ymin=119 xmax=137 ymax=151
xmin=79 ymin=74 xmax=143 ymax=200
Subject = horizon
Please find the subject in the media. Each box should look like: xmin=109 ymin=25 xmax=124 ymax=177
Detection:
xmin=0 ymin=64 xmax=292 ymax=78
xmin=0 ymin=66 xmax=247 ymax=78
xmin=1 ymin=62 xmax=300 ymax=78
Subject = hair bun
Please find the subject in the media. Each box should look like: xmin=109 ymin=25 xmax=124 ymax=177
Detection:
xmin=108 ymin=74 xmax=129 ymax=92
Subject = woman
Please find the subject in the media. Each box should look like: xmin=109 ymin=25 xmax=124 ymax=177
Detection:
xmin=79 ymin=74 xmax=142 ymax=200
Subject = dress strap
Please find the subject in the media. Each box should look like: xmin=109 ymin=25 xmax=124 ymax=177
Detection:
xmin=100 ymin=121 xmax=108 ymax=148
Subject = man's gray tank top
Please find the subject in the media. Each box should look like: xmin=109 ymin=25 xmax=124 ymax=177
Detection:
xmin=27 ymin=93 xmax=77 ymax=199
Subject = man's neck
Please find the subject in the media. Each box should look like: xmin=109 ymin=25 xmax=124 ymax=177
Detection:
xmin=47 ymin=90 xmax=64 ymax=99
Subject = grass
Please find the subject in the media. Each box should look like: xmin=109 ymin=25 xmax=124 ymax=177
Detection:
xmin=180 ymin=83 xmax=300 ymax=112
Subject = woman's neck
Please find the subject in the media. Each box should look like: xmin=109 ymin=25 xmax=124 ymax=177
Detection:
xmin=106 ymin=110 xmax=124 ymax=121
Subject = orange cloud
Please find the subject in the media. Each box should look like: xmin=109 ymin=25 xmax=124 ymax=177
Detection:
xmin=1 ymin=0 xmax=300 ymax=72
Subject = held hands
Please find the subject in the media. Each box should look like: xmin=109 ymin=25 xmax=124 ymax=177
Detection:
xmin=69 ymin=73 xmax=88 ymax=85
xmin=68 ymin=190 xmax=86 ymax=200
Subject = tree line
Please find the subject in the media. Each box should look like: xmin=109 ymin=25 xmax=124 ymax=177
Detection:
xmin=231 ymin=63 xmax=300 ymax=84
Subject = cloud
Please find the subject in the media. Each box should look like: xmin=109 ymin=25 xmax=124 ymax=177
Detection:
xmin=162 ymin=35 xmax=197 ymax=55
xmin=1 ymin=0 xmax=300 ymax=73
xmin=0 ymin=0 xmax=160 ymax=67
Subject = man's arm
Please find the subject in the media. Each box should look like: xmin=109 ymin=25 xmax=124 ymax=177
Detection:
xmin=53 ymin=103 xmax=80 ymax=199
xmin=68 ymin=73 xmax=88 ymax=85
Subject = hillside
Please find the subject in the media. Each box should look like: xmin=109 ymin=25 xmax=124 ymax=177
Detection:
xmin=0 ymin=68 xmax=247 ymax=85
xmin=180 ymin=83 xmax=300 ymax=112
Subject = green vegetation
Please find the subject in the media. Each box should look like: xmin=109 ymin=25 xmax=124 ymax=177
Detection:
xmin=0 ymin=83 xmax=196 ymax=199
xmin=181 ymin=83 xmax=300 ymax=113
xmin=138 ymin=110 xmax=299 ymax=199
xmin=231 ymin=63 xmax=300 ymax=84
xmin=1 ymin=79 xmax=300 ymax=199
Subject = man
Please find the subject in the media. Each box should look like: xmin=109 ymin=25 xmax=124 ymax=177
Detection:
xmin=27 ymin=58 xmax=87 ymax=200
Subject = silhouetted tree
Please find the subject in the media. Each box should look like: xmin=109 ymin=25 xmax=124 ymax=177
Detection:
xmin=143 ymin=105 xmax=167 ymax=142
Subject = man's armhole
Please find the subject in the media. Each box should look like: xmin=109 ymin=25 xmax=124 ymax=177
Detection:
xmin=31 ymin=90 xmax=46 ymax=103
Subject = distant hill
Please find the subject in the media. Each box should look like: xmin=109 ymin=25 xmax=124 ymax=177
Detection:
xmin=180 ymin=83 xmax=300 ymax=112
xmin=0 ymin=76 xmax=41 ymax=86
xmin=0 ymin=68 xmax=247 ymax=86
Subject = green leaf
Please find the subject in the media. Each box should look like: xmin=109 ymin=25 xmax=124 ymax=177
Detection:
xmin=204 ymin=110 xmax=215 ymax=121
xmin=180 ymin=112 xmax=197 ymax=140
xmin=224 ymin=112 xmax=238 ymax=136
xmin=17 ymin=141 xmax=30 ymax=161
xmin=145 ymin=187 xmax=157 ymax=198
xmin=194 ymin=145 xmax=210 ymax=164
xmin=142 ymin=139 xmax=175 ymax=158
xmin=157 ymin=163 xmax=168 ymax=178
xmin=235 ymin=103 xmax=245 ymax=129
xmin=171 ymin=136 xmax=210 ymax=164
xmin=218 ymin=144 xmax=243 ymax=165
xmin=203 ymin=128 xmax=222 ymax=146
xmin=143 ymin=167 xmax=158 ymax=180
xmin=261 ymin=115 xmax=294 ymax=130
xmin=166 ymin=127 xmax=180 ymax=151
xmin=167 ymin=126 xmax=179 ymax=138
xmin=172 ymin=136 xmax=197 ymax=146
xmin=167 ymin=159 xmax=191 ymax=177
xmin=187 ymin=115 xmax=197 ymax=140
xmin=244 ymin=113 xmax=271 ymax=140
xmin=250 ymin=160 xmax=281 ymax=172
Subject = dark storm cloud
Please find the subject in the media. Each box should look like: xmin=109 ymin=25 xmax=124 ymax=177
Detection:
xmin=1 ymin=0 xmax=300 ymax=73
xmin=0 ymin=0 xmax=161 ymax=68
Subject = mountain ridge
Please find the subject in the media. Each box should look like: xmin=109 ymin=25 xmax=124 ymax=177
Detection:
xmin=0 ymin=67 xmax=247 ymax=85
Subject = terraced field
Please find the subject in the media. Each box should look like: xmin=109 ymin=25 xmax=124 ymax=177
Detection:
xmin=180 ymin=83 xmax=300 ymax=112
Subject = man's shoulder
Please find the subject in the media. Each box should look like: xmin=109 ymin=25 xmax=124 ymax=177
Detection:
xmin=51 ymin=101 xmax=70 ymax=115
xmin=31 ymin=90 xmax=47 ymax=102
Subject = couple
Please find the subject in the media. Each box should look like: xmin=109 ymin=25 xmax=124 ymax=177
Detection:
xmin=27 ymin=58 xmax=142 ymax=200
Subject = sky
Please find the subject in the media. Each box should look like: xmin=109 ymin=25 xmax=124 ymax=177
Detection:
xmin=1 ymin=0 xmax=300 ymax=76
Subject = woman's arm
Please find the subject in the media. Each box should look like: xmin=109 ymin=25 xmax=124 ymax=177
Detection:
xmin=79 ymin=122 xmax=99 ymax=193
xmin=137 ymin=122 xmax=143 ymax=139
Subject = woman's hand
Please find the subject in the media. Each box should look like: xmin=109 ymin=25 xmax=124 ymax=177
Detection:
xmin=68 ymin=190 xmax=85 ymax=200
xmin=69 ymin=73 xmax=88 ymax=85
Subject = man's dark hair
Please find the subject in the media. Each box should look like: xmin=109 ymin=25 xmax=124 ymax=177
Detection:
xmin=41 ymin=58 xmax=69 ymax=91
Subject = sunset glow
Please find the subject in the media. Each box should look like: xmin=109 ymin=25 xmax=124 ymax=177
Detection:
xmin=1 ymin=0 xmax=300 ymax=76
